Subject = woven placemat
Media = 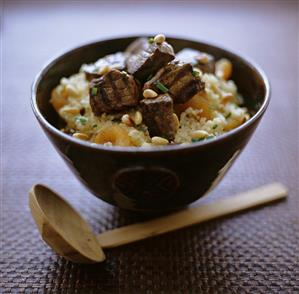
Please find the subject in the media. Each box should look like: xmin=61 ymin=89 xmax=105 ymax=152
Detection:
xmin=1 ymin=1 xmax=298 ymax=293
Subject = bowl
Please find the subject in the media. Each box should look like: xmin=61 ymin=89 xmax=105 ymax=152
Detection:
xmin=31 ymin=36 xmax=270 ymax=212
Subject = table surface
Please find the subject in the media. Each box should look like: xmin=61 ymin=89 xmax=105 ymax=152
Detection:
xmin=1 ymin=0 xmax=298 ymax=293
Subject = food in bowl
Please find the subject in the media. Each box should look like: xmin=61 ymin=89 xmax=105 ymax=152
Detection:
xmin=32 ymin=35 xmax=270 ymax=211
xmin=50 ymin=34 xmax=250 ymax=147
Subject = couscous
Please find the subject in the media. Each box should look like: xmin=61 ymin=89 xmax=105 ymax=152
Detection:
xmin=50 ymin=34 xmax=249 ymax=147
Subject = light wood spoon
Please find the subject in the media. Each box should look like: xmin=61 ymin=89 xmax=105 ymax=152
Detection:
xmin=29 ymin=182 xmax=287 ymax=263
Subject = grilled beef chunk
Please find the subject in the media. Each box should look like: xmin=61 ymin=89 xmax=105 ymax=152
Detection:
xmin=140 ymin=94 xmax=176 ymax=140
xmin=89 ymin=69 xmax=140 ymax=115
xmin=176 ymin=48 xmax=215 ymax=74
xmin=82 ymin=52 xmax=127 ymax=81
xmin=143 ymin=60 xmax=205 ymax=104
xmin=126 ymin=39 xmax=175 ymax=82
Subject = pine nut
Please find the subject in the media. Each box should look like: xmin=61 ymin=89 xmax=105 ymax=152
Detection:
xmin=62 ymin=107 xmax=80 ymax=115
xmin=143 ymin=89 xmax=158 ymax=99
xmin=154 ymin=34 xmax=166 ymax=44
xmin=98 ymin=65 xmax=110 ymax=75
xmin=191 ymin=130 xmax=209 ymax=140
xmin=121 ymin=114 xmax=133 ymax=126
xmin=132 ymin=111 xmax=143 ymax=125
xmin=196 ymin=54 xmax=209 ymax=64
xmin=73 ymin=132 xmax=89 ymax=140
xmin=172 ymin=113 xmax=180 ymax=130
xmin=151 ymin=136 xmax=169 ymax=145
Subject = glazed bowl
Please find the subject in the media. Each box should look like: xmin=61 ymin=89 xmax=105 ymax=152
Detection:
xmin=31 ymin=36 xmax=270 ymax=211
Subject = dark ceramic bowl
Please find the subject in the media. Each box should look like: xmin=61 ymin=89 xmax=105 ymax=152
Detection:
xmin=31 ymin=36 xmax=270 ymax=212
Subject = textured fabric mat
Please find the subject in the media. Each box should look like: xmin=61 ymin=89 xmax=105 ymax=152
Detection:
xmin=1 ymin=1 xmax=298 ymax=293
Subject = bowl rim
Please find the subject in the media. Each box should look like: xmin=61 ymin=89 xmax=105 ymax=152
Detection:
xmin=31 ymin=34 xmax=271 ymax=154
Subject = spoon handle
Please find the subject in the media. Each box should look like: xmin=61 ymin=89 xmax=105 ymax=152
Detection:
xmin=97 ymin=182 xmax=287 ymax=249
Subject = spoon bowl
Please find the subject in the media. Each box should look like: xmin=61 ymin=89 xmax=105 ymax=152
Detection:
xmin=29 ymin=184 xmax=105 ymax=263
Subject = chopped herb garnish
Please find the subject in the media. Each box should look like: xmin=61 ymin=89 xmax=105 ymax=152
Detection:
xmin=156 ymin=81 xmax=169 ymax=93
xmin=212 ymin=124 xmax=218 ymax=129
xmin=192 ymin=135 xmax=215 ymax=143
xmin=146 ymin=74 xmax=153 ymax=81
xmin=225 ymin=112 xmax=232 ymax=119
xmin=92 ymin=67 xmax=99 ymax=73
xmin=192 ymin=70 xmax=200 ymax=78
xmin=75 ymin=116 xmax=88 ymax=125
xmin=92 ymin=124 xmax=98 ymax=128
xmin=148 ymin=37 xmax=154 ymax=44
xmin=192 ymin=138 xmax=205 ymax=143
xmin=91 ymin=87 xmax=98 ymax=96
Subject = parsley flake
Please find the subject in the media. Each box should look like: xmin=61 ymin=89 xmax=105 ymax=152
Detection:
xmin=148 ymin=37 xmax=154 ymax=44
xmin=191 ymin=138 xmax=205 ymax=143
xmin=192 ymin=70 xmax=200 ymax=78
xmin=156 ymin=81 xmax=168 ymax=93
xmin=91 ymin=87 xmax=98 ymax=96
xmin=225 ymin=112 xmax=232 ymax=119
xmin=75 ymin=116 xmax=88 ymax=125
xmin=146 ymin=74 xmax=153 ymax=81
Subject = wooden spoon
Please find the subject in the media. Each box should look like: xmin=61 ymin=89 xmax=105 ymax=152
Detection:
xmin=29 ymin=182 xmax=287 ymax=263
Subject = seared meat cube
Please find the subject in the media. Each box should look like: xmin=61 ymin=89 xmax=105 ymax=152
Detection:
xmin=140 ymin=94 xmax=176 ymax=140
xmin=176 ymin=48 xmax=215 ymax=74
xmin=143 ymin=61 xmax=205 ymax=104
xmin=89 ymin=69 xmax=140 ymax=115
xmin=82 ymin=52 xmax=127 ymax=81
xmin=126 ymin=39 xmax=175 ymax=82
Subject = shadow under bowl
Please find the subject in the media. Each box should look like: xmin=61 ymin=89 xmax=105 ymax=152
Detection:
xmin=31 ymin=36 xmax=270 ymax=212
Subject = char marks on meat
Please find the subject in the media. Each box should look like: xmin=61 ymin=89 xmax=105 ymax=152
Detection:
xmin=82 ymin=52 xmax=127 ymax=81
xmin=144 ymin=60 xmax=205 ymax=104
xmin=140 ymin=94 xmax=176 ymax=140
xmin=89 ymin=69 xmax=140 ymax=115
xmin=176 ymin=48 xmax=215 ymax=74
xmin=126 ymin=38 xmax=175 ymax=82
